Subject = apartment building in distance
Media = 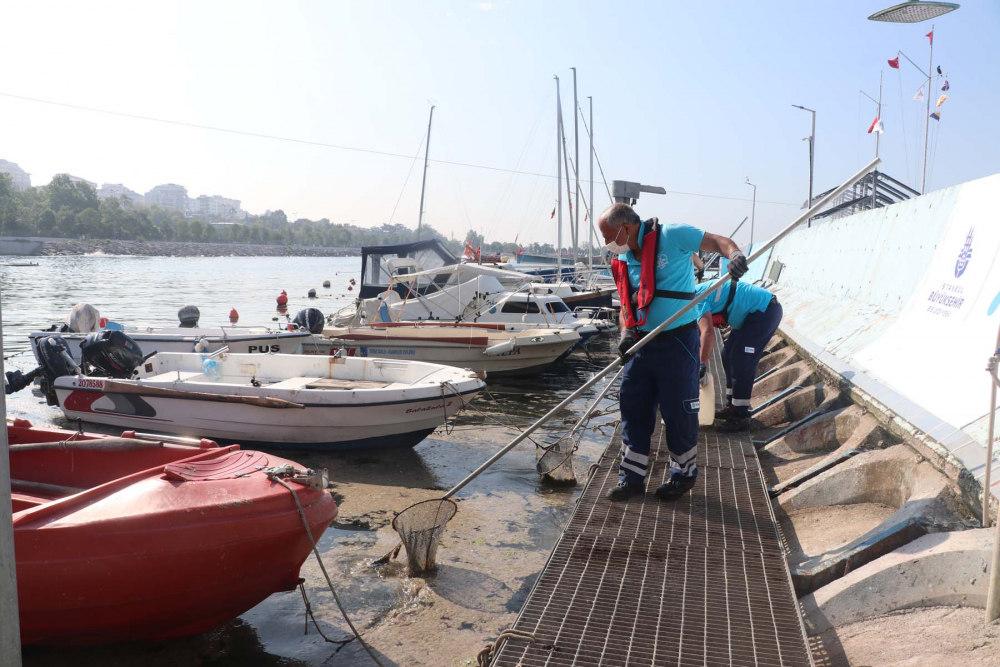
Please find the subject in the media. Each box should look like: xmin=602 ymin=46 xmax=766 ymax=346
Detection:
xmin=191 ymin=194 xmax=242 ymax=220
xmin=54 ymin=173 xmax=98 ymax=189
xmin=0 ymin=159 xmax=31 ymax=190
xmin=97 ymin=183 xmax=145 ymax=207
xmin=144 ymin=183 xmax=188 ymax=212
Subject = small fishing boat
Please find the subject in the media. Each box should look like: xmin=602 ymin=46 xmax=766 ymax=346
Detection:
xmin=29 ymin=325 xmax=315 ymax=363
xmin=7 ymin=418 xmax=337 ymax=645
xmin=321 ymin=322 xmax=580 ymax=376
xmin=49 ymin=350 xmax=484 ymax=449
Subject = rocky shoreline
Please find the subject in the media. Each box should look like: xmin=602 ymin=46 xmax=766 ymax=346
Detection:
xmin=36 ymin=238 xmax=360 ymax=258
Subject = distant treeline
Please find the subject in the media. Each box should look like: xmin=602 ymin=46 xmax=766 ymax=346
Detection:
xmin=0 ymin=173 xmax=571 ymax=254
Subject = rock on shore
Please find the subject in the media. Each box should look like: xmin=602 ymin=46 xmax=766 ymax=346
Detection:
xmin=38 ymin=238 xmax=360 ymax=258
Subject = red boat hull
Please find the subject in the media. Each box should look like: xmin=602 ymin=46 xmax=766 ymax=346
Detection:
xmin=8 ymin=420 xmax=338 ymax=645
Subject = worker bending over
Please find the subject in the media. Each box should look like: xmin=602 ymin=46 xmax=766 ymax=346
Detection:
xmin=600 ymin=203 xmax=748 ymax=502
xmin=695 ymin=277 xmax=783 ymax=432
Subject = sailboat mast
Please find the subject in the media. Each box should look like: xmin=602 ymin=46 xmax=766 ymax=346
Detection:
xmin=416 ymin=105 xmax=435 ymax=240
xmin=572 ymin=67 xmax=580 ymax=268
xmin=588 ymin=96 xmax=594 ymax=271
xmin=555 ymin=76 xmax=563 ymax=282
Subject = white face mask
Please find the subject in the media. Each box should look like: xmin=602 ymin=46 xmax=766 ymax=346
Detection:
xmin=604 ymin=226 xmax=631 ymax=254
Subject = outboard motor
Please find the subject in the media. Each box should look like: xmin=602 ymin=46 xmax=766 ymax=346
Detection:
xmin=63 ymin=303 xmax=101 ymax=333
xmin=30 ymin=335 xmax=82 ymax=405
xmin=80 ymin=331 xmax=144 ymax=379
xmin=292 ymin=308 xmax=325 ymax=334
xmin=178 ymin=304 xmax=200 ymax=328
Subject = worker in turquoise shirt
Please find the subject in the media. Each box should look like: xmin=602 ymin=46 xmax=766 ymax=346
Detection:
xmin=694 ymin=277 xmax=783 ymax=432
xmin=601 ymin=203 xmax=748 ymax=502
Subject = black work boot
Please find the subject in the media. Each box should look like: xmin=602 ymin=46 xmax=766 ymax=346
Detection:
xmin=606 ymin=480 xmax=645 ymax=502
xmin=715 ymin=403 xmax=734 ymax=420
xmin=715 ymin=416 xmax=751 ymax=433
xmin=655 ymin=476 xmax=697 ymax=502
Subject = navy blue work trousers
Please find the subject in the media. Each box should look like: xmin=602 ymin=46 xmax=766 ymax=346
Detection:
xmin=618 ymin=324 xmax=700 ymax=486
xmin=721 ymin=298 xmax=784 ymax=417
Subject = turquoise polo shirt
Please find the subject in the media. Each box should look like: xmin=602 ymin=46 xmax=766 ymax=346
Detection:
xmin=619 ymin=221 xmax=704 ymax=332
xmin=695 ymin=280 xmax=774 ymax=329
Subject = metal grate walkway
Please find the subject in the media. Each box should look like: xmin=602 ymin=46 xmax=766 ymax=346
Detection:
xmin=492 ymin=335 xmax=813 ymax=667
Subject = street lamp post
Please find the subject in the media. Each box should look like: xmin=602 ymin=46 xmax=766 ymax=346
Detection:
xmin=791 ymin=105 xmax=816 ymax=228
xmin=744 ymin=177 xmax=757 ymax=249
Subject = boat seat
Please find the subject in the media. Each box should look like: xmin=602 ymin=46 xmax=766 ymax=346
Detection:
xmin=304 ymin=378 xmax=393 ymax=390
xmin=142 ymin=371 xmax=205 ymax=384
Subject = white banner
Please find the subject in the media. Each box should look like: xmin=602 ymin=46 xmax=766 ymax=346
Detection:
xmin=855 ymin=175 xmax=1000 ymax=428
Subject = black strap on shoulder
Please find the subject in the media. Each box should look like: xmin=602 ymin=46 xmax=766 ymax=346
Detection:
xmin=721 ymin=279 xmax=738 ymax=322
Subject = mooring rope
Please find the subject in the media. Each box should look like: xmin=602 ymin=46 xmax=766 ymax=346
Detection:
xmin=476 ymin=628 xmax=536 ymax=667
xmin=268 ymin=472 xmax=386 ymax=667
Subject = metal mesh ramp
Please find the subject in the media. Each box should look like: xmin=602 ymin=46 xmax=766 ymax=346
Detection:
xmin=492 ymin=333 xmax=814 ymax=667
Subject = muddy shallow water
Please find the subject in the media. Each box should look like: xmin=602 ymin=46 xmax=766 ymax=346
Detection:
xmin=4 ymin=255 xmax=622 ymax=667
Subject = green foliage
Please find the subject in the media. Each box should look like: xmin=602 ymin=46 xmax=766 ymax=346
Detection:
xmin=0 ymin=177 xmax=466 ymax=252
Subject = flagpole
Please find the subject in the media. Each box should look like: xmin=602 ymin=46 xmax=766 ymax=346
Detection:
xmin=588 ymin=96 xmax=594 ymax=272
xmin=555 ymin=75 xmax=563 ymax=283
xmin=922 ymin=25 xmax=933 ymax=194
xmin=873 ymin=71 xmax=883 ymax=210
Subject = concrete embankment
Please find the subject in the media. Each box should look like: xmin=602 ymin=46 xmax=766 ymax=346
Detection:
xmin=0 ymin=236 xmax=361 ymax=258
xmin=750 ymin=173 xmax=1000 ymax=513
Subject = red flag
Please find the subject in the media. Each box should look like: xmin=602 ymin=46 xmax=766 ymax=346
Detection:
xmin=584 ymin=213 xmax=588 ymax=222
xmin=550 ymin=207 xmax=555 ymax=219
xmin=569 ymin=202 xmax=572 ymax=211
xmin=925 ymin=30 xmax=933 ymax=45
xmin=867 ymin=116 xmax=883 ymax=134
xmin=517 ymin=244 xmax=523 ymax=258
xmin=888 ymin=56 xmax=900 ymax=69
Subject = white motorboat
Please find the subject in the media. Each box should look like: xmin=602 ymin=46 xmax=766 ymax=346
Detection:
xmin=321 ymin=323 xmax=580 ymax=376
xmin=332 ymin=262 xmax=609 ymax=343
xmin=29 ymin=326 xmax=315 ymax=364
xmin=50 ymin=351 xmax=484 ymax=450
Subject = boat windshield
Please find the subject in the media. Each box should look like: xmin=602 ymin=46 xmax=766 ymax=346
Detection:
xmin=546 ymin=301 xmax=570 ymax=314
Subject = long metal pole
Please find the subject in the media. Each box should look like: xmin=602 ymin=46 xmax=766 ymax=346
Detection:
xmin=922 ymin=25 xmax=933 ymax=194
xmin=0 ymin=287 xmax=23 ymax=666
xmin=560 ymin=113 xmax=575 ymax=276
xmin=588 ymin=96 xmax=594 ymax=271
xmin=808 ymin=110 xmax=815 ymax=227
xmin=749 ymin=184 xmax=756 ymax=249
xmin=555 ymin=76 xmax=562 ymax=282
xmin=442 ymin=158 xmax=880 ymax=500
xmin=572 ymin=67 xmax=580 ymax=268
xmin=416 ymin=105 xmax=435 ymax=240
xmin=985 ymin=323 xmax=1000 ymax=621
xmin=873 ymin=72 xmax=883 ymax=211
xmin=984 ymin=323 xmax=1000 ymax=529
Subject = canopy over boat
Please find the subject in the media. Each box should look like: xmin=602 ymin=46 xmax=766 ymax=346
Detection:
xmin=360 ymin=239 xmax=459 ymax=298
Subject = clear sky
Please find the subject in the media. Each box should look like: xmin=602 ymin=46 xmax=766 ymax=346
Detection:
xmin=2 ymin=1 xmax=997 ymax=248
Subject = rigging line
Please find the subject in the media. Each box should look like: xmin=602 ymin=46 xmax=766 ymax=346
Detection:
xmin=387 ymin=132 xmax=426 ymax=225
xmin=483 ymin=86 xmax=553 ymax=243
xmin=0 ymin=90 xmax=800 ymax=207
xmin=440 ymin=133 xmax=476 ymax=232
xmin=576 ymin=102 xmax=613 ymax=205
xmin=512 ymin=124 xmax=554 ymax=242
xmin=857 ymin=91 xmax=862 ymax=171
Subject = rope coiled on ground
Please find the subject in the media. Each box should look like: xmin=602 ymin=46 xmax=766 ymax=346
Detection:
xmin=476 ymin=628 xmax=536 ymax=667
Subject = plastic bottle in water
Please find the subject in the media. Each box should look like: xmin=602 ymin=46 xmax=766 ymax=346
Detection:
xmin=202 ymin=357 xmax=223 ymax=382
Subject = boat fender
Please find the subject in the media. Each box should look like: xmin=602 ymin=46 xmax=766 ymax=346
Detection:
xmin=194 ymin=337 xmax=210 ymax=354
xmin=65 ymin=303 xmax=100 ymax=333
xmin=229 ymin=308 xmax=239 ymax=323
xmin=308 ymin=288 xmax=317 ymax=298
xmin=277 ymin=290 xmax=289 ymax=305
xmin=484 ymin=339 xmax=516 ymax=356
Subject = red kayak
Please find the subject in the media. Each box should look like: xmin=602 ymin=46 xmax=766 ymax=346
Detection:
xmin=7 ymin=418 xmax=338 ymax=645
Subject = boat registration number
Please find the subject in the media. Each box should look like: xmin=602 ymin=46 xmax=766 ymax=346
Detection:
xmin=79 ymin=378 xmax=104 ymax=389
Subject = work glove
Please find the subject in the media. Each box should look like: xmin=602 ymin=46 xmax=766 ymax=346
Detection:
xmin=618 ymin=328 xmax=638 ymax=361
xmin=727 ymin=249 xmax=749 ymax=280
xmin=699 ymin=362 xmax=710 ymax=386
xmin=694 ymin=266 xmax=704 ymax=282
